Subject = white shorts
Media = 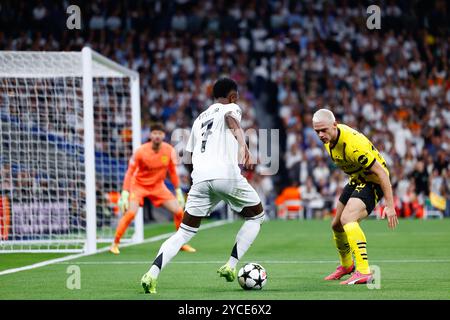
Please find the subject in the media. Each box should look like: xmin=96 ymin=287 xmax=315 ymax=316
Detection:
xmin=185 ymin=178 xmax=261 ymax=217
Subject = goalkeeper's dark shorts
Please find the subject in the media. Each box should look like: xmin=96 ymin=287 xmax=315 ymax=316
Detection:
xmin=339 ymin=181 xmax=384 ymax=215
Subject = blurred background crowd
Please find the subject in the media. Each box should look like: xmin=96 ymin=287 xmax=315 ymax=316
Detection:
xmin=0 ymin=0 xmax=448 ymax=220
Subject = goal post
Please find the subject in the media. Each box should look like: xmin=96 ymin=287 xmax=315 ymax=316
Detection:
xmin=0 ymin=47 xmax=142 ymax=253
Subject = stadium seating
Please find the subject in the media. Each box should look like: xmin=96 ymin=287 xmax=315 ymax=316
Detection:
xmin=1 ymin=0 xmax=448 ymax=219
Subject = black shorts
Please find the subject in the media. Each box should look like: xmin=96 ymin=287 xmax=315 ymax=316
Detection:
xmin=339 ymin=181 xmax=384 ymax=215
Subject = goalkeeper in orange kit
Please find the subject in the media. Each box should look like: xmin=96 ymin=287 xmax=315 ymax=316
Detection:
xmin=110 ymin=122 xmax=196 ymax=254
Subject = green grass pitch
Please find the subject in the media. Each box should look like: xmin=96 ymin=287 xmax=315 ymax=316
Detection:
xmin=1 ymin=219 xmax=449 ymax=300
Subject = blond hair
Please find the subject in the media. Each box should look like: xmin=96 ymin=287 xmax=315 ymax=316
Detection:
xmin=312 ymin=108 xmax=335 ymax=124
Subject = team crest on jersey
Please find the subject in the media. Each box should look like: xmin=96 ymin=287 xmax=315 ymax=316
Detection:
xmin=161 ymin=155 xmax=169 ymax=165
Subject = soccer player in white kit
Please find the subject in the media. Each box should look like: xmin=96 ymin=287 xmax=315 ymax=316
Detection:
xmin=141 ymin=78 xmax=265 ymax=294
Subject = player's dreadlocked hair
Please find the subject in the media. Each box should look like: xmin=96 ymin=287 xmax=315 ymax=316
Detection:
xmin=212 ymin=77 xmax=238 ymax=99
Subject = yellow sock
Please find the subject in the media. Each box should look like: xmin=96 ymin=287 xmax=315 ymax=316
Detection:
xmin=332 ymin=230 xmax=353 ymax=268
xmin=343 ymin=222 xmax=370 ymax=274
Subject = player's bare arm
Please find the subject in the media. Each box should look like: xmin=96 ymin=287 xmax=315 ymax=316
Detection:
xmin=185 ymin=151 xmax=193 ymax=176
xmin=224 ymin=112 xmax=255 ymax=171
xmin=370 ymin=160 xmax=398 ymax=229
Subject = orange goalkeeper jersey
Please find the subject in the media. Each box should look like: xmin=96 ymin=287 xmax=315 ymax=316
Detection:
xmin=123 ymin=141 xmax=180 ymax=190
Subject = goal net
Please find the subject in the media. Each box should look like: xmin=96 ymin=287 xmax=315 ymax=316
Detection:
xmin=0 ymin=48 xmax=142 ymax=253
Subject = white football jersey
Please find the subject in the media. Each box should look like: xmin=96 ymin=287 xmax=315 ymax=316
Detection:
xmin=186 ymin=102 xmax=243 ymax=185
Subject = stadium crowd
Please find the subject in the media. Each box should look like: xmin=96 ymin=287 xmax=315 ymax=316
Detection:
xmin=0 ymin=0 xmax=449 ymax=219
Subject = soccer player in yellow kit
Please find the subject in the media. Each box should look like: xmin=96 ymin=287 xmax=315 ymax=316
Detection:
xmin=312 ymin=109 xmax=398 ymax=285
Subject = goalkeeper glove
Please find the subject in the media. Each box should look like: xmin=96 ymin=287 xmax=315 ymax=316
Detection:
xmin=175 ymin=188 xmax=185 ymax=208
xmin=118 ymin=190 xmax=130 ymax=213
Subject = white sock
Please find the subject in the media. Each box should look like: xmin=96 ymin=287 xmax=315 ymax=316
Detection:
xmin=148 ymin=223 xmax=197 ymax=278
xmin=227 ymin=212 xmax=265 ymax=269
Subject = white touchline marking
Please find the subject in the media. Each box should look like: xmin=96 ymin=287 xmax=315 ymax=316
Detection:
xmin=53 ymin=259 xmax=450 ymax=265
xmin=0 ymin=220 xmax=230 ymax=276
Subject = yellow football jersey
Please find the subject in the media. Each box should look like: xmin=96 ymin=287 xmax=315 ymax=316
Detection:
xmin=324 ymin=124 xmax=389 ymax=184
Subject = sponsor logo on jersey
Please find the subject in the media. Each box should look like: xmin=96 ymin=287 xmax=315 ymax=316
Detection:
xmin=358 ymin=155 xmax=369 ymax=165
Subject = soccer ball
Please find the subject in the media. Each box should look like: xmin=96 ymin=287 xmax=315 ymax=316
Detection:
xmin=237 ymin=263 xmax=267 ymax=290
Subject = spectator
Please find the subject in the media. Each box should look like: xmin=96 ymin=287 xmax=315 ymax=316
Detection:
xmin=275 ymin=179 xmax=302 ymax=220
xmin=285 ymin=142 xmax=302 ymax=182
xmin=410 ymin=160 xmax=430 ymax=198
xmin=300 ymin=177 xmax=325 ymax=220
xmin=312 ymin=158 xmax=330 ymax=187
xmin=0 ymin=0 xmax=448 ymax=221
